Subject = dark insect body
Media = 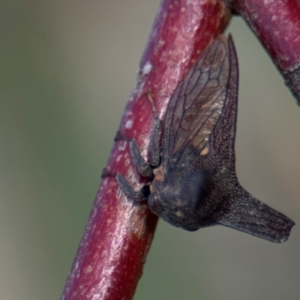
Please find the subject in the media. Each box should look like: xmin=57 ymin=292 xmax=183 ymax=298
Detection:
xmin=115 ymin=35 xmax=294 ymax=243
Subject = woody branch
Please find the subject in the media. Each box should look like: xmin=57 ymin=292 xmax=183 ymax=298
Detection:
xmin=61 ymin=0 xmax=300 ymax=299
xmin=61 ymin=1 xmax=230 ymax=299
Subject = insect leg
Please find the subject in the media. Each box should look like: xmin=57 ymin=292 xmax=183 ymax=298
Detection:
xmin=101 ymin=168 xmax=116 ymax=178
xmin=101 ymin=168 xmax=149 ymax=201
xmin=144 ymin=91 xmax=161 ymax=168
xmin=148 ymin=116 xmax=161 ymax=168
xmin=129 ymin=114 xmax=161 ymax=176
xmin=112 ymin=130 xmax=154 ymax=201
xmin=114 ymin=130 xmax=154 ymax=178
xmin=129 ymin=140 xmax=154 ymax=177
xmin=116 ymin=174 xmax=149 ymax=201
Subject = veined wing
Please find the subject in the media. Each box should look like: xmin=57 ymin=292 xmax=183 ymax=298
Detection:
xmin=162 ymin=37 xmax=230 ymax=165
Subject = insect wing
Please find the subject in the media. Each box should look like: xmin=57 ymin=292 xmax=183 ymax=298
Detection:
xmin=162 ymin=37 xmax=230 ymax=168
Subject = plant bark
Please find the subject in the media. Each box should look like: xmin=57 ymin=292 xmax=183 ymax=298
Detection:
xmin=233 ymin=0 xmax=300 ymax=105
xmin=61 ymin=1 xmax=230 ymax=299
xmin=61 ymin=0 xmax=300 ymax=299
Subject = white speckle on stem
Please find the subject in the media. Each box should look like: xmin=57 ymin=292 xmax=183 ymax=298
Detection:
xmin=125 ymin=119 xmax=133 ymax=129
xmin=118 ymin=142 xmax=126 ymax=151
xmin=116 ymin=155 xmax=123 ymax=162
xmin=125 ymin=159 xmax=130 ymax=166
xmin=84 ymin=265 xmax=93 ymax=274
xmin=142 ymin=61 xmax=152 ymax=75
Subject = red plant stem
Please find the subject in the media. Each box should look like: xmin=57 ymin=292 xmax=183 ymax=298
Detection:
xmin=233 ymin=0 xmax=300 ymax=104
xmin=61 ymin=1 xmax=230 ymax=300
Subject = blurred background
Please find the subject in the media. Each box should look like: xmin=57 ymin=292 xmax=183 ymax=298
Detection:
xmin=1 ymin=1 xmax=300 ymax=299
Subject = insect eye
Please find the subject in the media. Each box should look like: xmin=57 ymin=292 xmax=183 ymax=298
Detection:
xmin=141 ymin=185 xmax=150 ymax=198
